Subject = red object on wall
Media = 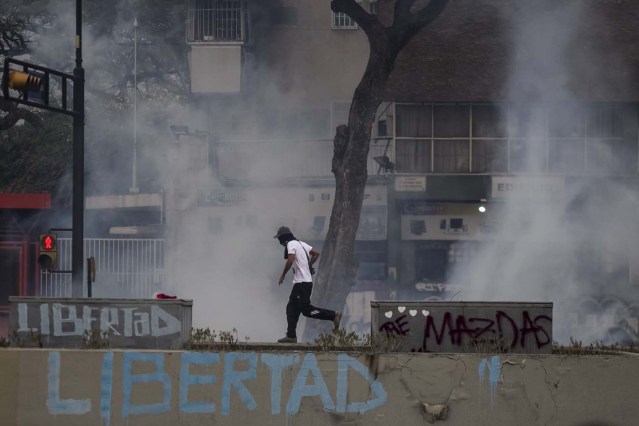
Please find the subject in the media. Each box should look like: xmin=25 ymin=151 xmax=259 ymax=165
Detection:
xmin=0 ymin=193 xmax=51 ymax=209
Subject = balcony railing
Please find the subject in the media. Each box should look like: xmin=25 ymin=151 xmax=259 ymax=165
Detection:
xmin=187 ymin=0 xmax=247 ymax=43
xmin=214 ymin=138 xmax=393 ymax=182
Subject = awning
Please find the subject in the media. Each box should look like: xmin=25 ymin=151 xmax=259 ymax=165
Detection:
xmin=0 ymin=193 xmax=51 ymax=209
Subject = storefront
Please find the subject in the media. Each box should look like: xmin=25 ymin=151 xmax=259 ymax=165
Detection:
xmin=387 ymin=175 xmax=571 ymax=300
xmin=0 ymin=193 xmax=52 ymax=337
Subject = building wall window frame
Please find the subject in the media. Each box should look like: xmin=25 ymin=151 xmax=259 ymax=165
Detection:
xmin=393 ymin=102 xmax=636 ymax=175
xmin=187 ymin=0 xmax=248 ymax=43
xmin=332 ymin=11 xmax=358 ymax=29
xmin=331 ymin=0 xmax=377 ymax=29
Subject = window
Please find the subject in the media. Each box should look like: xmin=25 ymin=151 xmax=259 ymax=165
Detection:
xmin=473 ymin=139 xmax=507 ymax=173
xmin=368 ymin=1 xmax=378 ymax=15
xmin=188 ymin=0 xmax=247 ymax=42
xmin=434 ymin=140 xmax=469 ymax=173
xmin=393 ymin=102 xmax=633 ymax=175
xmin=508 ymin=105 xmax=547 ymax=173
xmin=415 ymin=243 xmax=449 ymax=282
xmin=472 ymin=105 xmax=506 ymax=138
xmin=434 ymin=105 xmax=470 ymax=172
xmin=332 ymin=11 xmax=357 ymax=29
xmin=396 ymin=139 xmax=432 ymax=173
xmin=434 ymin=105 xmax=469 ymax=138
xmin=586 ymin=104 xmax=633 ymax=173
xmin=396 ymin=104 xmax=432 ymax=137
xmin=332 ymin=0 xmax=376 ymax=29
xmin=395 ymin=104 xmax=432 ymax=173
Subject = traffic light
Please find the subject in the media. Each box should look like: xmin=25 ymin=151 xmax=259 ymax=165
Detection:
xmin=38 ymin=233 xmax=58 ymax=270
xmin=7 ymin=70 xmax=43 ymax=92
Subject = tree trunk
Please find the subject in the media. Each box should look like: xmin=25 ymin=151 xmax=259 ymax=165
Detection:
xmin=303 ymin=0 xmax=449 ymax=341
xmin=303 ymin=36 xmax=394 ymax=340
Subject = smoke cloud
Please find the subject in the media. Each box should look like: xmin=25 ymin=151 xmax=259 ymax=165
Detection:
xmin=449 ymin=1 xmax=639 ymax=345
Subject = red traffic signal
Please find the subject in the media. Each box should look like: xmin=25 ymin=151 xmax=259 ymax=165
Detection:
xmin=38 ymin=233 xmax=58 ymax=270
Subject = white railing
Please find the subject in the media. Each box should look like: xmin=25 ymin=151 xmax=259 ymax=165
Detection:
xmin=214 ymin=138 xmax=393 ymax=181
xmin=39 ymin=238 xmax=165 ymax=299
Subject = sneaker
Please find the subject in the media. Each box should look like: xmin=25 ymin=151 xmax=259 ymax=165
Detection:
xmin=277 ymin=336 xmax=297 ymax=343
xmin=333 ymin=311 xmax=343 ymax=330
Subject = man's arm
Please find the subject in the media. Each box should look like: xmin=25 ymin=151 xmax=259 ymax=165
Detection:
xmin=309 ymin=247 xmax=320 ymax=267
xmin=279 ymin=254 xmax=296 ymax=285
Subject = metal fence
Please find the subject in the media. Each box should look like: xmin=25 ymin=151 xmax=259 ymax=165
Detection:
xmin=187 ymin=0 xmax=247 ymax=42
xmin=39 ymin=238 xmax=165 ymax=299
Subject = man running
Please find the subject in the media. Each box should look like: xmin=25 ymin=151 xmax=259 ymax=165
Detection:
xmin=274 ymin=226 xmax=342 ymax=343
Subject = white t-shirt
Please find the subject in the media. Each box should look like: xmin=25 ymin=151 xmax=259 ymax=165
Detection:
xmin=285 ymin=240 xmax=313 ymax=283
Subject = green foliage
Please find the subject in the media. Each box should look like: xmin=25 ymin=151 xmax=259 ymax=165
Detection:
xmin=314 ymin=328 xmax=370 ymax=351
xmin=188 ymin=327 xmax=250 ymax=351
xmin=9 ymin=329 xmax=43 ymax=348
xmin=314 ymin=328 xmax=407 ymax=353
xmin=466 ymin=336 xmax=512 ymax=354
xmin=552 ymin=337 xmax=638 ymax=355
xmin=0 ymin=113 xmax=72 ymax=194
xmin=2 ymin=0 xmax=191 ymax=197
xmin=81 ymin=329 xmax=110 ymax=349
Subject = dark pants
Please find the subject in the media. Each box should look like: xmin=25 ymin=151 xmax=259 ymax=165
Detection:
xmin=286 ymin=282 xmax=336 ymax=338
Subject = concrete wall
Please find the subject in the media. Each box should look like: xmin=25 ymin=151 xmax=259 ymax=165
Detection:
xmin=9 ymin=298 xmax=193 ymax=349
xmin=0 ymin=348 xmax=637 ymax=425
xmin=372 ymin=301 xmax=553 ymax=354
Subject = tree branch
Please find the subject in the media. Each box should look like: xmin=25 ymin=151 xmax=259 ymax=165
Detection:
xmin=394 ymin=0 xmax=417 ymax=23
xmin=392 ymin=0 xmax=449 ymax=53
xmin=0 ymin=6 xmax=30 ymax=55
xmin=0 ymin=99 xmax=43 ymax=130
xmin=411 ymin=0 xmax=449 ymax=27
xmin=331 ymin=0 xmax=384 ymax=37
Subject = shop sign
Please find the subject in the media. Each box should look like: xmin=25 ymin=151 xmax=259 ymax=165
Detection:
xmin=197 ymin=189 xmax=247 ymax=206
xmin=491 ymin=176 xmax=564 ymax=200
xmin=394 ymin=176 xmax=426 ymax=192
xmin=400 ymin=203 xmax=489 ymax=241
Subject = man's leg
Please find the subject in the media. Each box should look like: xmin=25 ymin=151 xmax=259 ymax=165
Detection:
xmin=285 ymin=283 xmax=304 ymax=338
xmin=298 ymin=282 xmax=337 ymax=322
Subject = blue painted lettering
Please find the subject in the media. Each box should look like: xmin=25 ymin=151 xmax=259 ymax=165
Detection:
xmin=100 ymin=352 xmax=114 ymax=426
xmin=261 ymin=353 xmax=300 ymax=414
xmin=286 ymin=353 xmax=334 ymax=414
xmin=336 ymin=353 xmax=387 ymax=413
xmin=47 ymin=351 xmax=91 ymax=415
xmin=179 ymin=352 xmax=220 ymax=413
xmin=221 ymin=352 xmax=258 ymax=415
xmin=121 ymin=352 xmax=171 ymax=417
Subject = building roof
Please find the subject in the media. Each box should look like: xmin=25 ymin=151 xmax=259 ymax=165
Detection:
xmin=382 ymin=0 xmax=639 ymax=103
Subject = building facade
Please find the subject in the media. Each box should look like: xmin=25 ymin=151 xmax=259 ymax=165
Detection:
xmin=178 ymin=0 xmax=639 ymax=342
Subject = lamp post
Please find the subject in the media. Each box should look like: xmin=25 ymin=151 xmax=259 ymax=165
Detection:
xmin=71 ymin=0 xmax=85 ymax=296
xmin=130 ymin=17 xmax=139 ymax=194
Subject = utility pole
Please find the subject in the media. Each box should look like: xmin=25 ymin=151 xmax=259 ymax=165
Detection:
xmin=72 ymin=0 xmax=85 ymax=296
xmin=130 ymin=17 xmax=139 ymax=194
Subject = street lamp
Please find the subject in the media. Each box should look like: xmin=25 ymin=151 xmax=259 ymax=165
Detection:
xmin=130 ymin=17 xmax=139 ymax=194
